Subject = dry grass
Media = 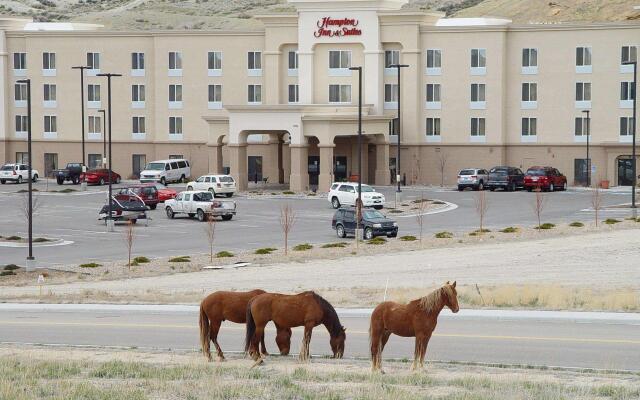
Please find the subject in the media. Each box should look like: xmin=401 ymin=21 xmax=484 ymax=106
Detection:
xmin=0 ymin=346 xmax=638 ymax=400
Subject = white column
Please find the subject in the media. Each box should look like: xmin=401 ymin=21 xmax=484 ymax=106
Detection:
xmin=364 ymin=50 xmax=383 ymax=115
xmin=298 ymin=51 xmax=314 ymax=104
xmin=0 ymin=29 xmax=8 ymax=165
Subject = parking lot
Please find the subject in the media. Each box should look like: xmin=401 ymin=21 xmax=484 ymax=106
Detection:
xmin=0 ymin=178 xmax=634 ymax=267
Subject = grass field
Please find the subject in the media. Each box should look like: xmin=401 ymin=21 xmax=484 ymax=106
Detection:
xmin=1 ymin=347 xmax=639 ymax=400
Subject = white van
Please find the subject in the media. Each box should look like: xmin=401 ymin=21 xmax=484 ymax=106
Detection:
xmin=139 ymin=159 xmax=191 ymax=185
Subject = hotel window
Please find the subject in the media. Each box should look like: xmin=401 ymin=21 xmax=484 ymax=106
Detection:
xmin=621 ymin=81 xmax=635 ymax=101
xmin=88 ymin=154 xmax=102 ymax=169
xmin=43 ymin=84 xmax=57 ymax=108
xmin=576 ymin=47 xmax=592 ymax=73
xmin=522 ymin=48 xmax=538 ymax=74
xmin=575 ymin=82 xmax=591 ymax=108
xmin=288 ymin=84 xmax=299 ymax=104
xmin=385 ymin=50 xmax=399 ymax=69
xmin=522 ymin=118 xmax=537 ymax=137
xmin=16 ymin=152 xmax=29 ymax=164
xmin=88 ymin=116 xmax=102 ymax=136
xmin=15 ymin=115 xmax=28 ymax=136
xmin=169 ymin=84 xmax=182 ymax=102
xmin=132 ymin=116 xmax=146 ymax=135
xmin=208 ymin=51 xmax=222 ymax=77
xmin=248 ymin=51 xmax=262 ymax=76
xmin=328 ymin=84 xmax=351 ymax=103
xmin=425 ymin=83 xmax=441 ymax=109
xmin=328 ymin=50 xmax=351 ymax=76
xmin=87 ymin=52 xmax=100 ymax=73
xmin=87 ymin=84 xmax=101 ymax=108
xmin=131 ymin=52 xmax=145 ymax=76
xmin=169 ymin=51 xmax=182 ymax=76
xmin=471 ymin=117 xmax=486 ymax=137
xmin=288 ymin=51 xmax=298 ymax=69
xmin=44 ymin=115 xmax=57 ymax=135
xmin=426 ymin=117 xmax=441 ymax=137
xmin=389 ymin=118 xmax=399 ymax=136
xmin=522 ymin=82 xmax=537 ymax=109
xmin=208 ymin=84 xmax=222 ymax=109
xmin=426 ymin=49 xmax=442 ymax=75
xmin=169 ymin=116 xmax=182 ymax=136
xmin=132 ymin=84 xmax=145 ymax=108
xmin=43 ymin=52 xmax=56 ymax=75
xmin=470 ymin=48 xmax=486 ymax=75
xmin=620 ymin=117 xmax=635 ymax=138
xmin=15 ymin=82 xmax=27 ymax=106
xmin=622 ymin=46 xmax=637 ymax=64
xmin=470 ymin=83 xmax=486 ymax=109
xmin=384 ymin=83 xmax=398 ymax=109
xmin=13 ymin=52 xmax=26 ymax=71
xmin=575 ymin=117 xmax=589 ymax=137
xmin=248 ymin=84 xmax=262 ymax=104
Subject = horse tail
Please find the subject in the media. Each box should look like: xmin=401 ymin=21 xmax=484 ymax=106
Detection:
xmin=244 ymin=299 xmax=256 ymax=353
xmin=199 ymin=303 xmax=211 ymax=359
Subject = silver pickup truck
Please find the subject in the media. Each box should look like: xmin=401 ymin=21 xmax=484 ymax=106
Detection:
xmin=164 ymin=190 xmax=236 ymax=221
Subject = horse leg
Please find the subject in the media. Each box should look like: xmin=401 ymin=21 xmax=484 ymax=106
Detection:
xmin=209 ymin=319 xmax=225 ymax=362
xmin=299 ymin=324 xmax=313 ymax=362
xmin=418 ymin=333 xmax=433 ymax=370
xmin=380 ymin=330 xmax=392 ymax=352
xmin=369 ymin=324 xmax=384 ymax=373
xmin=260 ymin=333 xmax=269 ymax=356
xmin=251 ymin=325 xmax=265 ymax=362
xmin=411 ymin=335 xmax=426 ymax=371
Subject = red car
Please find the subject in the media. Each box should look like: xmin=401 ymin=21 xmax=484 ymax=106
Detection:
xmin=115 ymin=184 xmax=159 ymax=209
xmin=524 ymin=166 xmax=567 ymax=192
xmin=80 ymin=169 xmax=121 ymax=185
xmin=151 ymin=182 xmax=177 ymax=202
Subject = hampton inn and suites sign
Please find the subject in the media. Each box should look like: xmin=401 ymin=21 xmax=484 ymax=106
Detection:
xmin=314 ymin=17 xmax=362 ymax=37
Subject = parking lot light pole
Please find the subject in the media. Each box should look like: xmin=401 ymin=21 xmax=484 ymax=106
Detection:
xmin=17 ymin=78 xmax=35 ymax=270
xmin=97 ymin=73 xmax=122 ymax=232
xmin=582 ymin=110 xmax=591 ymax=187
xmin=349 ymin=66 xmax=363 ymax=240
xmin=389 ymin=64 xmax=409 ymax=191
xmin=98 ymin=109 xmax=107 ymax=168
xmin=623 ymin=61 xmax=637 ymax=211
xmin=72 ymin=65 xmax=89 ymax=190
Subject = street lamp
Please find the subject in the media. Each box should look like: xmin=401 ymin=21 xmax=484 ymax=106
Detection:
xmin=389 ymin=63 xmax=409 ymax=196
xmin=582 ymin=110 xmax=591 ymax=187
xmin=71 ymin=66 xmax=90 ymax=167
xmin=17 ymin=78 xmax=35 ymax=270
xmin=97 ymin=73 xmax=122 ymax=232
xmin=98 ymin=109 xmax=107 ymax=168
xmin=622 ymin=60 xmax=637 ymax=210
xmin=349 ymin=66 xmax=363 ymax=239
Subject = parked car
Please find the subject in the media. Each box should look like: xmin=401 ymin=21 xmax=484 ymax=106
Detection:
xmin=486 ymin=166 xmax=525 ymax=191
xmin=151 ymin=182 xmax=178 ymax=202
xmin=0 ymin=163 xmax=39 ymax=184
xmin=457 ymin=168 xmax=489 ymax=191
xmin=327 ymin=182 xmax=385 ymax=209
xmin=164 ymin=190 xmax=236 ymax=221
xmin=139 ymin=159 xmax=190 ymax=185
xmin=524 ymin=166 xmax=568 ymax=192
xmin=186 ymin=174 xmax=236 ymax=197
xmin=115 ymin=184 xmax=159 ymax=210
xmin=332 ymin=208 xmax=398 ymax=239
xmin=54 ymin=163 xmax=85 ymax=185
xmin=80 ymin=169 xmax=121 ymax=186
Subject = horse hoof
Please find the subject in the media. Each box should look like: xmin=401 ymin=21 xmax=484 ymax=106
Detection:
xmin=250 ymin=358 xmax=264 ymax=369
xmin=216 ymin=356 xmax=226 ymax=362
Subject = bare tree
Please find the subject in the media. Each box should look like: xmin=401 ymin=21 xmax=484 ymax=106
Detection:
xmin=438 ymin=151 xmax=448 ymax=187
xmin=123 ymin=220 xmax=135 ymax=270
xmin=531 ymin=190 xmax=547 ymax=229
xmin=355 ymin=198 xmax=363 ymax=249
xmin=474 ymin=191 xmax=489 ymax=234
xmin=204 ymin=214 xmax=217 ymax=262
xmin=19 ymin=192 xmax=42 ymax=222
xmin=280 ymin=204 xmax=296 ymax=255
xmin=591 ymin=185 xmax=603 ymax=227
xmin=414 ymin=193 xmax=428 ymax=246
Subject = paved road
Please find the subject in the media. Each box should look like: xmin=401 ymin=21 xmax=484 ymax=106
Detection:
xmin=1 ymin=305 xmax=639 ymax=371
xmin=0 ymin=180 xmax=635 ymax=266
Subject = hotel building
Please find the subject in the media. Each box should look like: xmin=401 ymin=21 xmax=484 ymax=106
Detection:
xmin=0 ymin=0 xmax=639 ymax=191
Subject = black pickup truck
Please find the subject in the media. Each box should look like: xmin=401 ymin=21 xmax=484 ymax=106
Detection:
xmin=55 ymin=163 xmax=85 ymax=185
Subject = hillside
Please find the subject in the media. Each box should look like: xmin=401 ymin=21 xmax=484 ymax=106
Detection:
xmin=0 ymin=0 xmax=639 ymax=30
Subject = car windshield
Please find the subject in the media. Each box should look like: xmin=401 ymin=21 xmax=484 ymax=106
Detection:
xmin=358 ymin=185 xmax=374 ymax=193
xmin=527 ymin=169 xmax=546 ymax=176
xmin=145 ymin=163 xmax=165 ymax=171
xmin=459 ymin=169 xmax=475 ymax=175
xmin=153 ymin=183 xmax=167 ymax=190
xmin=193 ymin=192 xmax=213 ymax=202
xmin=490 ymin=169 xmax=507 ymax=175
xmin=363 ymin=210 xmax=385 ymax=219
xmin=1 ymin=165 xmax=13 ymax=171
xmin=219 ymin=176 xmax=234 ymax=183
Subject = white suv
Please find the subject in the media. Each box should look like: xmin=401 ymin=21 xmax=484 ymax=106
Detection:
xmin=0 ymin=163 xmax=39 ymax=184
xmin=457 ymin=168 xmax=489 ymax=191
xmin=139 ymin=159 xmax=190 ymax=185
xmin=186 ymin=174 xmax=236 ymax=197
xmin=327 ymin=182 xmax=385 ymax=210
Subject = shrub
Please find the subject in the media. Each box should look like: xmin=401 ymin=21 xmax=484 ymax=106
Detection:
xmin=367 ymin=237 xmax=387 ymax=245
xmin=469 ymin=229 xmax=491 ymax=236
xmin=321 ymin=242 xmax=348 ymax=248
xmin=400 ymin=235 xmax=417 ymax=241
xmin=216 ymin=251 xmax=234 ymax=258
xmin=133 ymin=256 xmax=150 ymax=264
xmin=59 ymin=188 xmax=76 ymax=193
xmin=432 ymin=200 xmax=446 ymax=205
xmin=0 ymin=271 xmax=16 ymax=276
xmin=293 ymin=243 xmax=313 ymax=251
xmin=3 ymin=264 xmax=20 ymax=271
xmin=412 ymin=199 xmax=430 ymax=203
xmin=499 ymin=227 xmax=518 ymax=233
xmin=254 ymin=247 xmax=276 ymax=255
xmin=535 ymin=223 xmax=556 ymax=230
xmin=388 ymin=209 xmax=403 ymax=213
xmin=282 ymin=191 xmax=295 ymax=195
xmin=33 ymin=237 xmax=50 ymax=243
xmin=435 ymin=231 xmax=453 ymax=239
xmin=79 ymin=263 xmax=101 ymax=268
xmin=604 ymin=218 xmax=621 ymax=225
xmin=569 ymin=221 xmax=584 ymax=227
xmin=6 ymin=236 xmax=21 ymax=241
xmin=168 ymin=256 xmax=190 ymax=262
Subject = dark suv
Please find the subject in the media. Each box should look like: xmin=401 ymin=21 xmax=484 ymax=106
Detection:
xmin=486 ymin=166 xmax=525 ymax=192
xmin=332 ymin=208 xmax=398 ymax=240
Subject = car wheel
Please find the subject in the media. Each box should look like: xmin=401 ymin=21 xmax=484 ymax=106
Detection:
xmin=549 ymin=183 xmax=555 ymax=192
xmin=221 ymin=215 xmax=233 ymax=221
xmin=131 ymin=219 xmax=137 ymax=224
xmin=197 ymin=209 xmax=205 ymax=222
xmin=32 ymin=174 xmax=38 ymax=183
xmin=373 ymin=205 xmax=383 ymax=210
xmin=99 ymin=178 xmax=105 ymax=186
xmin=208 ymin=188 xmax=216 ymax=197
xmin=387 ymin=233 xmax=397 ymax=238
xmin=17 ymin=176 xmax=22 ymax=184
xmin=457 ymin=186 xmax=463 ymax=191
xmin=0 ymin=180 xmax=5 ymax=184
xmin=489 ymin=187 xmax=495 ymax=191
xmin=225 ymin=193 xmax=233 ymax=198
xmin=187 ymin=186 xmax=193 ymax=191
xmin=115 ymin=176 xmax=121 ymax=184
xmin=149 ymin=204 xmax=157 ymax=210
xmin=180 ymin=175 xmax=186 ymax=183
xmin=188 ymin=213 xmax=195 ymax=218
xmin=563 ymin=182 xmax=568 ymax=191
xmin=478 ymin=181 xmax=484 ymax=190
xmin=165 ymin=207 xmax=175 ymax=219
xmin=57 ymin=178 xmax=64 ymax=185
xmin=72 ymin=178 xmax=79 ymax=185
xmin=364 ymin=227 xmax=374 ymax=240
xmin=160 ymin=177 xmax=166 ymax=185
xmin=336 ymin=224 xmax=346 ymax=238
xmin=527 ymin=187 xmax=533 ymax=192
xmin=331 ymin=197 xmax=341 ymax=209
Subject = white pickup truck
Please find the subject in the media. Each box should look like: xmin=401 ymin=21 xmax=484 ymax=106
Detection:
xmin=0 ymin=163 xmax=39 ymax=184
xmin=164 ymin=190 xmax=236 ymax=222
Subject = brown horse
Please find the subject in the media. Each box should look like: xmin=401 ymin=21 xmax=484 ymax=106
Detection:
xmin=370 ymin=281 xmax=459 ymax=372
xmin=245 ymin=291 xmax=346 ymax=363
xmin=199 ymin=289 xmax=292 ymax=361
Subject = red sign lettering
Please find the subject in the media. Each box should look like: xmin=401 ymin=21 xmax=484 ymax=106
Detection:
xmin=314 ymin=17 xmax=362 ymax=38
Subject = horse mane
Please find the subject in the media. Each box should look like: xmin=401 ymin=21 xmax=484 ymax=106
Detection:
xmin=311 ymin=292 xmax=343 ymax=337
xmin=418 ymin=286 xmax=450 ymax=314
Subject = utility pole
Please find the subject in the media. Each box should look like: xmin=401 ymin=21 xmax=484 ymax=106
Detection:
xmin=17 ymin=78 xmax=35 ymax=270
